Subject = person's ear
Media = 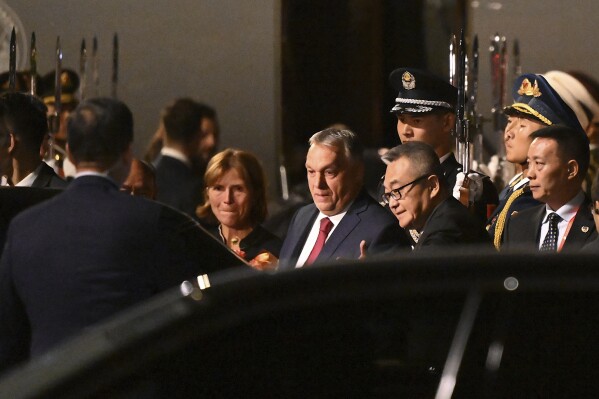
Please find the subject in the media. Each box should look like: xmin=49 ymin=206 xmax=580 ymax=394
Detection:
xmin=443 ymin=112 xmax=456 ymax=134
xmin=566 ymin=160 xmax=579 ymax=179
xmin=428 ymin=174 xmax=440 ymax=197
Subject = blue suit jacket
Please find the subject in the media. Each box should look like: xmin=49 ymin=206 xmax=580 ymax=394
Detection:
xmin=0 ymin=176 xmax=242 ymax=372
xmin=278 ymin=190 xmax=410 ymax=268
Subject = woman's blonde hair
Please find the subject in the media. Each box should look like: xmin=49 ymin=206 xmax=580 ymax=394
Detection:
xmin=196 ymin=148 xmax=268 ymax=226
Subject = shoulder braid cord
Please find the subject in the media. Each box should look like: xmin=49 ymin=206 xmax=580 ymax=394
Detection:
xmin=493 ymin=187 xmax=525 ymax=250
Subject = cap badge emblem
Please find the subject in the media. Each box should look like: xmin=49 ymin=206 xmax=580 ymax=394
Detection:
xmin=517 ymin=78 xmax=542 ymax=98
xmin=402 ymin=71 xmax=416 ymax=90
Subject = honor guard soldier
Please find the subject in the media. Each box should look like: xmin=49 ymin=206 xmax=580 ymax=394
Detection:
xmin=389 ymin=67 xmax=498 ymax=227
xmin=39 ymin=68 xmax=80 ymax=177
xmin=487 ymin=73 xmax=585 ymax=249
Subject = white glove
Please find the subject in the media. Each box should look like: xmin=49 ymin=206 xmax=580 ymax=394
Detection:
xmin=453 ymin=172 xmax=485 ymax=202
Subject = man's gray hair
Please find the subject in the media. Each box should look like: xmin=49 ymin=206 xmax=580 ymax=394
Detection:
xmin=309 ymin=127 xmax=364 ymax=161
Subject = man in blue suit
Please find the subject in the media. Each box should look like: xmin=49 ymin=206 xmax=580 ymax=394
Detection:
xmin=0 ymin=98 xmax=241 ymax=374
xmin=279 ymin=128 xmax=410 ymax=268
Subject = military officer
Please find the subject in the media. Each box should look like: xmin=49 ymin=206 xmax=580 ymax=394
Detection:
xmin=388 ymin=67 xmax=499 ymax=228
xmin=487 ymin=73 xmax=585 ymax=249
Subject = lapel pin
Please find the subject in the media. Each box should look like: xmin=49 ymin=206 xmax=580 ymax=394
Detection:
xmin=582 ymin=226 xmax=590 ymax=233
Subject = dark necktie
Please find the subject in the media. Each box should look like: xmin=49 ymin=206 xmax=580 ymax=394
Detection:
xmin=540 ymin=213 xmax=562 ymax=252
xmin=305 ymin=217 xmax=333 ymax=265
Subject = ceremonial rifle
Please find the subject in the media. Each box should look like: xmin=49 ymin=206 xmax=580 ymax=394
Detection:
xmin=112 ymin=33 xmax=118 ymax=99
xmin=92 ymin=36 xmax=99 ymax=97
xmin=48 ymin=36 xmax=62 ymax=165
xmin=79 ymin=39 xmax=87 ymax=100
xmin=8 ymin=27 xmax=16 ymax=93
xmin=489 ymin=33 xmax=508 ymax=188
xmin=29 ymin=32 xmax=37 ymax=96
xmin=469 ymin=35 xmax=483 ymax=166
xmin=455 ymin=29 xmax=470 ymax=206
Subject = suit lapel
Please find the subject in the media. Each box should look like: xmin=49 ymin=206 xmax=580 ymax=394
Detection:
xmin=288 ymin=207 xmax=318 ymax=260
xmin=530 ymin=206 xmax=545 ymax=245
xmin=563 ymin=203 xmax=596 ymax=251
xmin=316 ymin=192 xmax=368 ymax=261
xmin=30 ymin=164 xmax=51 ymax=188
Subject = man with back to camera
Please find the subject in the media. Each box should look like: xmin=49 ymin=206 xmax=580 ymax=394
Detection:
xmin=278 ymin=127 xmax=410 ymax=268
xmin=0 ymin=97 xmax=241 ymax=373
xmin=503 ymin=124 xmax=597 ymax=252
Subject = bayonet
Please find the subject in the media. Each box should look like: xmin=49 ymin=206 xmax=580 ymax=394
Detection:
xmin=513 ymin=39 xmax=521 ymax=78
xmin=112 ymin=33 xmax=118 ymax=98
xmin=490 ymin=33 xmax=507 ymax=142
xmin=470 ymin=35 xmax=483 ymax=165
xmin=8 ymin=27 xmax=16 ymax=93
xmin=449 ymin=34 xmax=457 ymax=86
xmin=79 ymin=39 xmax=87 ymax=100
xmin=48 ymin=36 xmax=62 ymax=155
xmin=92 ymin=36 xmax=99 ymax=97
xmin=29 ymin=32 xmax=37 ymax=96
xmin=54 ymin=36 xmax=62 ymax=121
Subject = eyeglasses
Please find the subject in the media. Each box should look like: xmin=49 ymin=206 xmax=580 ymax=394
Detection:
xmin=381 ymin=174 xmax=429 ymax=204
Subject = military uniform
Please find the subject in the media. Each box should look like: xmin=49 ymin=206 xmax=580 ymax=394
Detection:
xmin=389 ymin=67 xmax=498 ymax=223
xmin=487 ymin=73 xmax=585 ymax=249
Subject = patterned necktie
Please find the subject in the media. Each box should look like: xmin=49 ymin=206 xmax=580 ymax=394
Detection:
xmin=540 ymin=213 xmax=562 ymax=252
xmin=305 ymin=217 xmax=333 ymax=265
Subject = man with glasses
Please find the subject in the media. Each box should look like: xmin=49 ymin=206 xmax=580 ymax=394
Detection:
xmin=388 ymin=67 xmax=498 ymax=225
xmin=382 ymin=141 xmax=491 ymax=250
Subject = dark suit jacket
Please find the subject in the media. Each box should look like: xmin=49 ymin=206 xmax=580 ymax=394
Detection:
xmin=153 ymin=154 xmax=204 ymax=216
xmin=0 ymin=187 xmax=62 ymax=258
xmin=31 ymin=162 xmax=68 ymax=189
xmin=278 ymin=190 xmax=410 ymax=268
xmin=0 ymin=175 xmax=243 ymax=373
xmin=503 ymin=199 xmax=597 ymax=252
xmin=441 ymin=153 xmax=499 ymax=222
xmin=416 ymin=197 xmax=492 ymax=250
